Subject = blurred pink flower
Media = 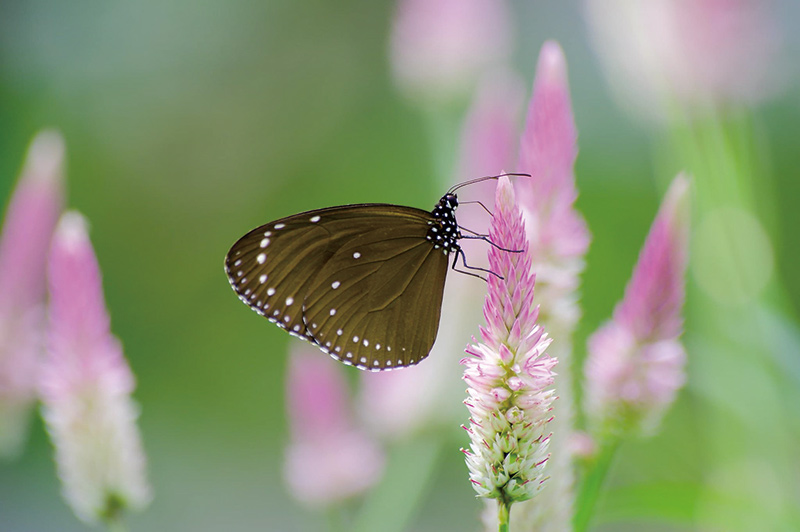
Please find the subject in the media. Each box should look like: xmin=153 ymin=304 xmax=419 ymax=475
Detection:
xmin=455 ymin=71 xmax=525 ymax=180
xmin=511 ymin=41 xmax=588 ymax=532
xmin=39 ymin=212 xmax=151 ymax=524
xmin=359 ymin=73 xmax=525 ymax=439
xmin=390 ymin=0 xmax=513 ymax=104
xmin=517 ymin=41 xmax=590 ymax=334
xmin=285 ymin=346 xmax=384 ymax=506
xmin=0 ymin=131 xmax=64 ymax=458
xmin=462 ymin=176 xmax=556 ymax=506
xmin=568 ymin=431 xmax=597 ymax=461
xmin=584 ymin=175 xmax=690 ymax=433
xmin=585 ymin=0 xmax=782 ymax=119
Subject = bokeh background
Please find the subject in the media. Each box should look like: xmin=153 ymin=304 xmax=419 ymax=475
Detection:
xmin=1 ymin=1 xmax=799 ymax=531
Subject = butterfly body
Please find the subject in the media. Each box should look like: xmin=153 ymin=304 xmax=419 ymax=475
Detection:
xmin=225 ymin=193 xmax=462 ymax=371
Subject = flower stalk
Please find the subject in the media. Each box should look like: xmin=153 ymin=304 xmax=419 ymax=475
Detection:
xmin=461 ymin=176 xmax=557 ymax=530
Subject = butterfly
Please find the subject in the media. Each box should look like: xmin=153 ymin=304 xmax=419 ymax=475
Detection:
xmin=224 ymin=174 xmax=526 ymax=371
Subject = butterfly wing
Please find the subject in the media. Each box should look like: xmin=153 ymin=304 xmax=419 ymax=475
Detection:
xmin=302 ymin=215 xmax=449 ymax=370
xmin=224 ymin=204 xmax=449 ymax=368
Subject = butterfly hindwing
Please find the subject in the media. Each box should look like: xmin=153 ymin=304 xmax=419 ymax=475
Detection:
xmin=302 ymin=215 xmax=449 ymax=370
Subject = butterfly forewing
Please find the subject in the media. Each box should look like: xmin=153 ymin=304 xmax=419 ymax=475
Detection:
xmin=302 ymin=215 xmax=449 ymax=370
xmin=225 ymin=204 xmax=450 ymax=368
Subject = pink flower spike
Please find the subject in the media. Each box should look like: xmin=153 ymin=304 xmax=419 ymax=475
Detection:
xmin=284 ymin=346 xmax=384 ymax=507
xmin=584 ymin=175 xmax=691 ymax=434
xmin=0 ymin=130 xmax=64 ymax=458
xmin=40 ymin=212 xmax=151 ymax=524
xmin=511 ymin=41 xmax=588 ymax=531
xmin=389 ymin=0 xmax=513 ymax=104
xmin=461 ymin=176 xmax=556 ymax=506
xmin=517 ymin=41 xmax=590 ymax=307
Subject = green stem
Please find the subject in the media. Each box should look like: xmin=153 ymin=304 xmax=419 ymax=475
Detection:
xmin=106 ymin=515 xmax=127 ymax=532
xmin=325 ymin=505 xmax=346 ymax=532
xmin=497 ymin=499 xmax=511 ymax=532
xmin=573 ymin=437 xmax=620 ymax=532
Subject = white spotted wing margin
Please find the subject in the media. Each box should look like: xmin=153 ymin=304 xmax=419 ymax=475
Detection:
xmin=224 ymin=203 xmax=450 ymax=370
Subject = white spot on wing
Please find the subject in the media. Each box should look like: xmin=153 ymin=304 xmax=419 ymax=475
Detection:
xmin=274 ymin=223 xmax=285 ymax=230
xmin=267 ymin=288 xmax=276 ymax=296
xmin=259 ymin=274 xmax=267 ymax=284
xmin=257 ymin=253 xmax=266 ymax=264
xmin=285 ymin=297 xmax=294 ymax=306
xmin=329 ymin=308 xmax=336 ymax=316
xmin=353 ymin=252 xmax=361 ymax=259
xmin=260 ymin=238 xmax=270 ymax=248
xmin=310 ymin=215 xmax=321 ymax=223
xmin=331 ymin=281 xmax=340 ymax=289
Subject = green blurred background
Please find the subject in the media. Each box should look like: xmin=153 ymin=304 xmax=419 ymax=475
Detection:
xmin=1 ymin=1 xmax=798 ymax=531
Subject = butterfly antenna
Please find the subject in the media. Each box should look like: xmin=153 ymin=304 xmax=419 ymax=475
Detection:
xmin=446 ymin=172 xmax=531 ymax=195
xmin=459 ymin=200 xmax=494 ymax=217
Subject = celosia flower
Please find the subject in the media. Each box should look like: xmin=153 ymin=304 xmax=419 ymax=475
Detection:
xmin=39 ymin=212 xmax=151 ymax=524
xmin=0 ymin=131 xmax=64 ymax=458
xmin=511 ymin=41 xmax=588 ymax=532
xmin=285 ymin=346 xmax=384 ymax=506
xmin=390 ymin=0 xmax=513 ymax=104
xmin=584 ymin=0 xmax=782 ymax=120
xmin=584 ymin=175 xmax=690 ymax=434
xmin=517 ymin=41 xmax=590 ymax=336
xmin=461 ymin=176 xmax=556 ymax=514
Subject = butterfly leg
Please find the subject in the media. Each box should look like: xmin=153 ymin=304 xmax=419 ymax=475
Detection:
xmin=459 ymin=232 xmax=523 ymax=254
xmin=451 ymin=248 xmax=503 ymax=281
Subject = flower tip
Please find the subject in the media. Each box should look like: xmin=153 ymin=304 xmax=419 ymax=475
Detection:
xmin=495 ymin=174 xmax=517 ymax=210
xmin=536 ymin=41 xmax=568 ymax=87
xmin=666 ymin=173 xmax=691 ymax=214
xmin=24 ymin=130 xmax=65 ymax=185
xmin=54 ymin=211 xmax=90 ymax=251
